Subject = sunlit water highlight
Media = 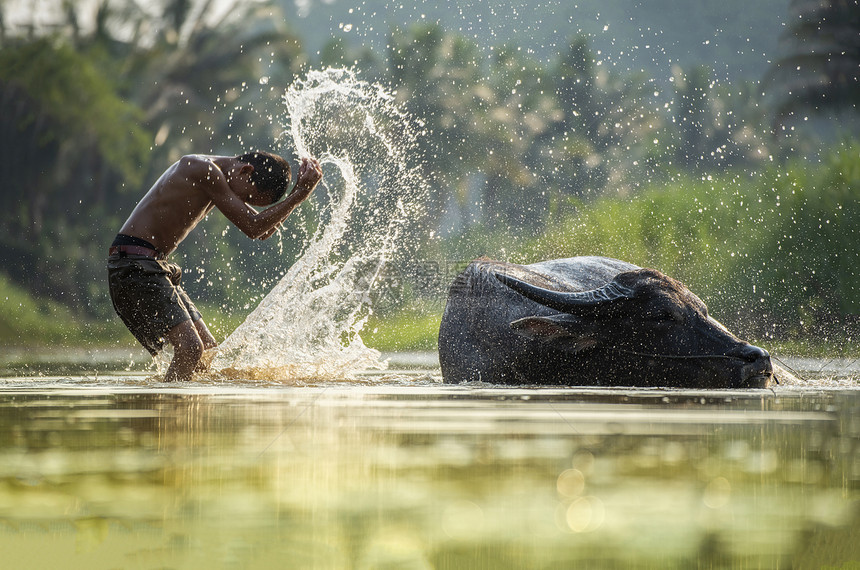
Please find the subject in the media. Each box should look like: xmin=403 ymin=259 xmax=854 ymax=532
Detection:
xmin=0 ymin=369 xmax=858 ymax=569
xmin=1 ymin=353 xmax=858 ymax=568
xmin=210 ymin=69 xmax=429 ymax=383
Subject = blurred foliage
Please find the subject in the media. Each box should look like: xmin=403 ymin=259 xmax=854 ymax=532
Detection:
xmin=364 ymin=306 xmax=442 ymax=351
xmin=0 ymin=0 xmax=307 ymax=323
xmin=279 ymin=0 xmax=792 ymax=82
xmin=0 ymin=272 xmax=125 ymax=345
xmin=527 ymin=141 xmax=860 ymax=341
xmin=768 ymin=0 xmax=860 ymax=128
xmin=0 ymin=38 xmax=150 ymax=316
xmin=0 ymin=0 xmax=857 ymax=347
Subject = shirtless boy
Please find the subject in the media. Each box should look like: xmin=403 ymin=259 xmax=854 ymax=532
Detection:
xmin=108 ymin=151 xmax=323 ymax=381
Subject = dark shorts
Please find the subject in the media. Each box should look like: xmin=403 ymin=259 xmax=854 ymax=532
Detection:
xmin=108 ymin=255 xmax=202 ymax=356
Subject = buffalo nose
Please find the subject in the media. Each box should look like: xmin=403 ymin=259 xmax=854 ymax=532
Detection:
xmin=731 ymin=344 xmax=770 ymax=363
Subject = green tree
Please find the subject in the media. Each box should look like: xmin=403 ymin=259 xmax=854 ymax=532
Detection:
xmin=388 ymin=23 xmax=487 ymax=226
xmin=672 ymin=65 xmax=712 ymax=167
xmin=549 ymin=37 xmax=667 ymax=201
xmin=0 ymin=39 xmax=150 ymax=314
xmin=768 ymin=0 xmax=860 ymax=126
xmin=0 ymin=0 xmax=309 ymax=315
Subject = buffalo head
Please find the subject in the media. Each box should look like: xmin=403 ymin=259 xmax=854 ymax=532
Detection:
xmin=437 ymin=257 xmax=774 ymax=388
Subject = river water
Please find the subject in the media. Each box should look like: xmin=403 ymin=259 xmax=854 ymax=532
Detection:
xmin=0 ymin=351 xmax=858 ymax=569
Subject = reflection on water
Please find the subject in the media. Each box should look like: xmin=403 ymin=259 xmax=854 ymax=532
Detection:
xmin=0 ymin=362 xmax=859 ymax=569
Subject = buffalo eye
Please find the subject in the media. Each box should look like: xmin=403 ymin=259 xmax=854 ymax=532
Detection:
xmin=652 ymin=309 xmax=684 ymax=325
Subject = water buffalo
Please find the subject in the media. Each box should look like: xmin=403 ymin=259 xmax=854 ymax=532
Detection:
xmin=438 ymin=256 xmax=773 ymax=388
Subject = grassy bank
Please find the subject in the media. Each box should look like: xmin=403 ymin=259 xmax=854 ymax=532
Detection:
xmin=0 ymin=270 xmax=437 ymax=353
xmin=0 ymin=273 xmax=249 ymax=349
xmin=0 ymin=273 xmax=121 ymax=346
xmin=363 ymin=306 xmax=442 ymax=352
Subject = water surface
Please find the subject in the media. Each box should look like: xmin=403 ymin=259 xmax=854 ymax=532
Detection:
xmin=0 ymin=353 xmax=858 ymax=569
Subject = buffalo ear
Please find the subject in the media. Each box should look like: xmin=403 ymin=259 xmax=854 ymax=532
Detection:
xmin=510 ymin=315 xmax=599 ymax=353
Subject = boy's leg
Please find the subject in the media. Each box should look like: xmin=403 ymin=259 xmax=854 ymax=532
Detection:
xmin=193 ymin=318 xmax=218 ymax=373
xmin=164 ymin=320 xmax=204 ymax=382
xmin=194 ymin=318 xmax=218 ymax=349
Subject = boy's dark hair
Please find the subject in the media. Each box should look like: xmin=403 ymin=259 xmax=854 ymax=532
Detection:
xmin=236 ymin=151 xmax=291 ymax=204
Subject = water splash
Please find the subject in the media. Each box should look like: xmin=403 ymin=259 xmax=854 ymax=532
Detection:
xmin=212 ymin=68 xmax=429 ymax=382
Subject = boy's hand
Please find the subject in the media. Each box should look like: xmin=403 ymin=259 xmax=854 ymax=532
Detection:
xmin=292 ymin=157 xmax=323 ymax=197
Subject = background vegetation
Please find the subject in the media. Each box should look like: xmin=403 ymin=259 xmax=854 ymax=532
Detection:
xmin=0 ymin=0 xmax=857 ymax=355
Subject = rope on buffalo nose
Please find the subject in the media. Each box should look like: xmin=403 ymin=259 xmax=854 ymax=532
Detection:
xmin=608 ymin=348 xmax=742 ymax=361
xmin=770 ymin=355 xmax=808 ymax=384
xmin=607 ymin=347 xmax=781 ymax=385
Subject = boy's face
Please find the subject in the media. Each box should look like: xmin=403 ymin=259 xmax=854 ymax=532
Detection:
xmin=245 ymin=188 xmax=277 ymax=207
xmin=229 ymin=165 xmax=275 ymax=206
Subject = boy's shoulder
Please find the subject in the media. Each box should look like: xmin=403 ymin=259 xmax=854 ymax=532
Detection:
xmin=167 ymin=155 xmax=229 ymax=182
xmin=175 ymin=154 xmax=217 ymax=172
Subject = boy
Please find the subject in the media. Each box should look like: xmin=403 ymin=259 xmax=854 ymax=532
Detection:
xmin=108 ymin=151 xmax=323 ymax=381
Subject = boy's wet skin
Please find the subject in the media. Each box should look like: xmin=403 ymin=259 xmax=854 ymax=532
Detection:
xmin=109 ymin=152 xmax=322 ymax=382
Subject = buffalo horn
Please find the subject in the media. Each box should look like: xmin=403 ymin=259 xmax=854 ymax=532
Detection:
xmin=495 ymin=273 xmax=634 ymax=312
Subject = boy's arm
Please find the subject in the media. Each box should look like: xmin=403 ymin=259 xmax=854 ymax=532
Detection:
xmin=247 ymin=204 xmax=282 ymax=240
xmin=192 ymin=157 xmax=321 ymax=240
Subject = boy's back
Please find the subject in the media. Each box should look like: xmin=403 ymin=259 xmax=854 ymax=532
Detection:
xmin=118 ymin=156 xmax=220 ymax=256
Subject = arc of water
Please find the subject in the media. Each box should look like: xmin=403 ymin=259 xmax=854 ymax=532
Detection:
xmin=212 ymin=68 xmax=428 ymax=382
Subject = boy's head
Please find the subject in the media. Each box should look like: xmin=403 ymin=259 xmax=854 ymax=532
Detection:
xmin=236 ymin=151 xmax=291 ymax=204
